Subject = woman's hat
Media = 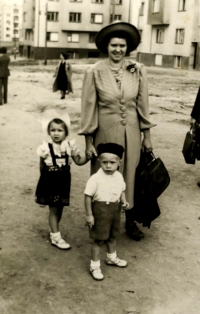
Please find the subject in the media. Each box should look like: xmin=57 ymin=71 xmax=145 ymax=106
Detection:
xmin=95 ymin=21 xmax=140 ymax=54
xmin=41 ymin=109 xmax=71 ymax=132
xmin=97 ymin=143 xmax=124 ymax=159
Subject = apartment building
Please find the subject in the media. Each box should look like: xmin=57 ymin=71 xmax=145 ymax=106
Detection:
xmin=19 ymin=0 xmax=134 ymax=60
xmin=0 ymin=2 xmax=22 ymax=49
xmin=137 ymin=0 xmax=200 ymax=69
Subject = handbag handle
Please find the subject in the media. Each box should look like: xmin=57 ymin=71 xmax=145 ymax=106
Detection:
xmin=145 ymin=151 xmax=156 ymax=166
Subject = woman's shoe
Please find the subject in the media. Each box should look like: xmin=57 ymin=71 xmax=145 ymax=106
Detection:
xmin=126 ymin=222 xmax=144 ymax=241
xmin=61 ymin=96 xmax=65 ymax=99
xmin=90 ymin=267 xmax=104 ymax=281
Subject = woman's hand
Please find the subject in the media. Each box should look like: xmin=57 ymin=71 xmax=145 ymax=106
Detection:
xmin=85 ymin=136 xmax=97 ymax=159
xmin=142 ymin=129 xmax=153 ymax=153
xmin=142 ymin=137 xmax=153 ymax=153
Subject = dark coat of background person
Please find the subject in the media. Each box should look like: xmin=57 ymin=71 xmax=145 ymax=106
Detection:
xmin=0 ymin=47 xmax=10 ymax=105
xmin=53 ymin=60 xmax=73 ymax=94
xmin=191 ymin=87 xmax=200 ymax=123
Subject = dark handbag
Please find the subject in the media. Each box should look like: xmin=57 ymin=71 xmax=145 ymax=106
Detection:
xmin=140 ymin=152 xmax=170 ymax=199
xmin=182 ymin=129 xmax=196 ymax=164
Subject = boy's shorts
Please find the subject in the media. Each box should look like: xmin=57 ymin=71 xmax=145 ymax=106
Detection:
xmin=89 ymin=201 xmax=121 ymax=240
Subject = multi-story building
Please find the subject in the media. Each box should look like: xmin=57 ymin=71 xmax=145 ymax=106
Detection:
xmin=136 ymin=0 xmax=200 ymax=70
xmin=0 ymin=2 xmax=22 ymax=50
xmin=19 ymin=0 xmax=134 ymax=60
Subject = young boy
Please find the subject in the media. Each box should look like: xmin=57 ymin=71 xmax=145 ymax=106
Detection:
xmin=84 ymin=143 xmax=129 ymax=281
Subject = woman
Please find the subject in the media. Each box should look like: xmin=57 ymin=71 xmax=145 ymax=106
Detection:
xmin=79 ymin=21 xmax=155 ymax=241
xmin=53 ymin=53 xmax=73 ymax=99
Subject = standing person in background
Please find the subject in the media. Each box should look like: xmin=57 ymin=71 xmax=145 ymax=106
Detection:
xmin=0 ymin=47 xmax=10 ymax=106
xmin=190 ymin=87 xmax=200 ymax=186
xmin=53 ymin=53 xmax=73 ymax=99
xmin=79 ymin=21 xmax=155 ymax=241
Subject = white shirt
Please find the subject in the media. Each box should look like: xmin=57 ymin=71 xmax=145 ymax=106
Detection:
xmin=84 ymin=168 xmax=126 ymax=203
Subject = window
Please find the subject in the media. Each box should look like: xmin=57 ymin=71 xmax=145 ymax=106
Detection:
xmin=23 ymin=12 xmax=26 ymax=22
xmin=47 ymin=32 xmax=58 ymax=41
xmin=110 ymin=14 xmax=121 ymax=23
xmin=14 ymin=16 xmax=19 ymax=21
xmin=152 ymin=0 xmax=159 ymax=13
xmin=91 ymin=13 xmax=103 ymax=24
xmin=6 ymin=20 xmax=10 ymax=24
xmin=175 ymin=29 xmax=184 ymax=44
xmin=174 ymin=56 xmax=182 ymax=68
xmin=178 ymin=0 xmax=186 ymax=11
xmin=14 ymin=23 xmax=18 ymax=28
xmin=89 ymin=32 xmax=97 ymax=43
xmin=155 ymin=54 xmax=162 ymax=66
xmin=139 ymin=29 xmax=143 ymax=42
xmin=47 ymin=12 xmax=59 ymax=22
xmin=92 ymin=0 xmax=103 ymax=3
xmin=14 ymin=9 xmax=19 ymax=14
xmin=70 ymin=0 xmax=82 ymax=2
xmin=6 ymin=34 xmax=10 ymax=37
xmin=69 ymin=12 xmax=81 ymax=22
xmin=14 ymin=29 xmax=18 ymax=34
xmin=156 ymin=29 xmax=164 ymax=43
xmin=67 ymin=33 xmax=79 ymax=42
xmin=6 ymin=27 xmax=10 ymax=30
xmin=114 ymin=0 xmax=122 ymax=4
xmin=139 ymin=2 xmax=145 ymax=16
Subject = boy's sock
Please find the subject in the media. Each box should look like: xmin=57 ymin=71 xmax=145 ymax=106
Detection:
xmin=90 ymin=260 xmax=101 ymax=269
xmin=107 ymin=251 xmax=117 ymax=261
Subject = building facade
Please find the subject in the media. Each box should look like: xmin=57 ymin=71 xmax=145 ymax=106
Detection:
xmin=0 ymin=2 xmax=22 ymax=50
xmin=19 ymin=0 xmax=134 ymax=60
xmin=136 ymin=0 xmax=200 ymax=70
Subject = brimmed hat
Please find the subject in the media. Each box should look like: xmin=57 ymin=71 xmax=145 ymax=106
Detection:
xmin=41 ymin=109 xmax=71 ymax=132
xmin=95 ymin=21 xmax=140 ymax=54
xmin=97 ymin=143 xmax=124 ymax=159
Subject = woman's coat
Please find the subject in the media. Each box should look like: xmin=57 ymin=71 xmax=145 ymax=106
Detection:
xmin=53 ymin=60 xmax=73 ymax=93
xmin=79 ymin=59 xmax=155 ymax=208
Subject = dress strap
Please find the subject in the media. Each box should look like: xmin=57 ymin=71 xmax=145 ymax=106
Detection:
xmin=48 ymin=143 xmax=57 ymax=166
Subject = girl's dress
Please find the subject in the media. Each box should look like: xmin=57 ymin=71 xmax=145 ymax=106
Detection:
xmin=35 ymin=139 xmax=79 ymax=206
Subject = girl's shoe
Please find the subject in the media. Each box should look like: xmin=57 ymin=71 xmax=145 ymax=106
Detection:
xmin=90 ymin=267 xmax=104 ymax=281
xmin=50 ymin=232 xmax=71 ymax=250
xmin=105 ymin=257 xmax=127 ymax=268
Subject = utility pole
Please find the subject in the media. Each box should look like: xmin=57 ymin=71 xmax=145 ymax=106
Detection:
xmin=44 ymin=1 xmax=48 ymax=65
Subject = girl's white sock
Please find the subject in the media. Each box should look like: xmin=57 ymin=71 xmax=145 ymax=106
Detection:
xmin=90 ymin=260 xmax=100 ymax=269
xmin=107 ymin=251 xmax=117 ymax=261
xmin=50 ymin=231 xmax=61 ymax=238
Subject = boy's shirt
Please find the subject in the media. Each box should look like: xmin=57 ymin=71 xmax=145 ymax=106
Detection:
xmin=84 ymin=168 xmax=126 ymax=203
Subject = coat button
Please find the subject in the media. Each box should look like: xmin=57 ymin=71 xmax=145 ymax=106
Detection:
xmin=121 ymin=113 xmax=126 ymax=118
xmin=120 ymin=99 xmax=125 ymax=104
xmin=120 ymin=106 xmax=126 ymax=112
xmin=121 ymin=120 xmax=126 ymax=125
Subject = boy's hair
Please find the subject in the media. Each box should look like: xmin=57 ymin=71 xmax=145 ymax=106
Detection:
xmin=47 ymin=118 xmax=69 ymax=136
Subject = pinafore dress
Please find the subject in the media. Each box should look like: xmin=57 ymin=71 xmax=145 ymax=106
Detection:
xmin=35 ymin=143 xmax=71 ymax=206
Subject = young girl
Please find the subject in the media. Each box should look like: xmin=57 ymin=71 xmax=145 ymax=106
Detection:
xmin=35 ymin=111 xmax=89 ymax=250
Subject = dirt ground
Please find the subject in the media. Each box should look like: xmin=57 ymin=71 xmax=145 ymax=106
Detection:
xmin=0 ymin=60 xmax=200 ymax=314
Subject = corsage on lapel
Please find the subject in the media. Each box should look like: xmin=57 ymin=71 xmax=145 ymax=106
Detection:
xmin=126 ymin=63 xmax=137 ymax=74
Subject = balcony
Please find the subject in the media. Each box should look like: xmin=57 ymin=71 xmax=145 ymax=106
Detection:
xmin=147 ymin=0 xmax=170 ymax=25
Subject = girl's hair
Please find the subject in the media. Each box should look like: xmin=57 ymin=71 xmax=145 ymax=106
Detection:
xmin=47 ymin=118 xmax=69 ymax=136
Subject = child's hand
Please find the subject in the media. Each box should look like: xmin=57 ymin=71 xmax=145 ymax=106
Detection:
xmin=85 ymin=214 xmax=94 ymax=229
xmin=122 ymin=201 xmax=129 ymax=211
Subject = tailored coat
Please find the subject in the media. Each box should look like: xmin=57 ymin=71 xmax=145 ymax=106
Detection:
xmin=53 ymin=60 xmax=73 ymax=93
xmin=0 ymin=54 xmax=10 ymax=105
xmin=79 ymin=59 xmax=155 ymax=208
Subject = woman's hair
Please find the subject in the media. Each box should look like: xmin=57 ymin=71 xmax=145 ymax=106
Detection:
xmin=105 ymin=31 xmax=128 ymax=52
xmin=61 ymin=52 xmax=68 ymax=60
xmin=47 ymin=118 xmax=69 ymax=136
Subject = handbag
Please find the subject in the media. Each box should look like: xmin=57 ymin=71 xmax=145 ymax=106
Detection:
xmin=182 ymin=128 xmax=196 ymax=164
xmin=140 ymin=152 xmax=170 ymax=199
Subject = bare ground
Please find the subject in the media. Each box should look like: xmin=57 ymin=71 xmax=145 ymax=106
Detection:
xmin=0 ymin=62 xmax=200 ymax=314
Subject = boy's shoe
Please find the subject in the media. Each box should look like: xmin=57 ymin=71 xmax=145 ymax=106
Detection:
xmin=90 ymin=267 xmax=104 ymax=281
xmin=50 ymin=232 xmax=71 ymax=250
xmin=105 ymin=257 xmax=128 ymax=268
